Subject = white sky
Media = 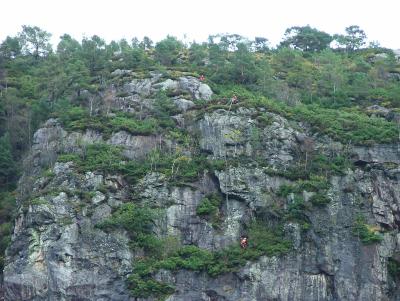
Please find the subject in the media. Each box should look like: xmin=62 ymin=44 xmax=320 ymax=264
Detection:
xmin=1 ymin=0 xmax=400 ymax=49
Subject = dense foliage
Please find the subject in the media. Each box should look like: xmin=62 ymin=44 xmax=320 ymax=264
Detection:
xmin=352 ymin=215 xmax=383 ymax=244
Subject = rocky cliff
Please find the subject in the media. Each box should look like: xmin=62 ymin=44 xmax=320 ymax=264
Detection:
xmin=2 ymin=72 xmax=400 ymax=301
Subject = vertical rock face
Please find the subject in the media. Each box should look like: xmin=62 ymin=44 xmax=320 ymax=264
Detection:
xmin=2 ymin=75 xmax=400 ymax=301
xmin=4 ymin=161 xmax=133 ymax=301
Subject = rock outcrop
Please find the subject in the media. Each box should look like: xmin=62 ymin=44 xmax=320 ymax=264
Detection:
xmin=2 ymin=73 xmax=400 ymax=301
xmin=121 ymin=73 xmax=212 ymax=101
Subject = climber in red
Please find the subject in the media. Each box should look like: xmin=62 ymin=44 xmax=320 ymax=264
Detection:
xmin=199 ymin=74 xmax=205 ymax=81
xmin=228 ymin=94 xmax=238 ymax=111
xmin=240 ymin=236 xmax=248 ymax=249
xmin=231 ymin=94 xmax=238 ymax=104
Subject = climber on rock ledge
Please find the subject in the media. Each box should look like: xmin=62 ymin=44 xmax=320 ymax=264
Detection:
xmin=240 ymin=236 xmax=248 ymax=249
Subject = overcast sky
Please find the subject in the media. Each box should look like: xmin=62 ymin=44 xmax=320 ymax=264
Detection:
xmin=1 ymin=0 xmax=400 ymax=49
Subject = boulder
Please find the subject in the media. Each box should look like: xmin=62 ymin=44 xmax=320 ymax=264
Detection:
xmin=172 ymin=97 xmax=195 ymax=112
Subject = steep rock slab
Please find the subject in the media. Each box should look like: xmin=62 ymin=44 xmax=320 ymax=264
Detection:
xmin=4 ymin=162 xmax=133 ymax=301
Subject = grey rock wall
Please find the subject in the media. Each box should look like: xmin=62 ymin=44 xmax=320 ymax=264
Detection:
xmin=3 ymin=76 xmax=400 ymax=301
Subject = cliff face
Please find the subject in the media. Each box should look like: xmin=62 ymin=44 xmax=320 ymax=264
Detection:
xmin=2 ymin=73 xmax=400 ymax=301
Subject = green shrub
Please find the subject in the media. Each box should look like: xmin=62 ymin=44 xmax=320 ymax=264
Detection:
xmin=309 ymin=154 xmax=352 ymax=176
xmin=166 ymin=129 xmax=192 ymax=146
xmin=213 ymin=84 xmax=260 ymax=102
xmin=109 ymin=116 xmax=158 ymax=135
xmin=277 ymin=176 xmax=330 ymax=198
xmin=128 ymin=272 xmax=175 ymax=299
xmin=98 ymin=203 xmax=155 ymax=233
xmin=388 ymin=257 xmax=400 ymax=279
xmin=42 ymin=169 xmax=55 ymax=179
xmin=309 ymin=193 xmax=331 ymax=207
xmin=152 ymin=90 xmax=180 ymax=128
xmin=58 ymin=106 xmax=88 ymax=129
xmin=57 ymin=154 xmax=80 ymax=163
xmin=206 ymin=247 xmax=248 ymax=276
xmin=352 ymin=215 xmax=383 ymax=244
xmin=169 ymin=155 xmax=209 ymax=185
xmin=196 ymin=193 xmax=223 ymax=228
xmin=290 ymin=105 xmax=398 ymax=145
xmin=286 ymin=195 xmax=309 ymax=220
xmin=247 ymin=222 xmax=292 ymax=256
xmin=79 ymin=144 xmax=124 ymax=173
xmin=29 ymin=198 xmax=49 ymax=206
xmin=58 ymin=143 xmax=125 ymax=175
xmin=58 ymin=106 xmax=160 ymax=137
xmin=118 ymin=159 xmax=150 ymax=185
xmin=196 ymin=194 xmax=222 ymax=216
xmin=98 ymin=203 xmax=159 ymax=253
xmin=277 ymin=184 xmax=296 ymax=197
xmin=159 ymin=245 xmax=214 ymax=271
xmin=101 ymin=204 xmax=175 ymax=298
xmin=296 ymin=176 xmax=330 ymax=192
